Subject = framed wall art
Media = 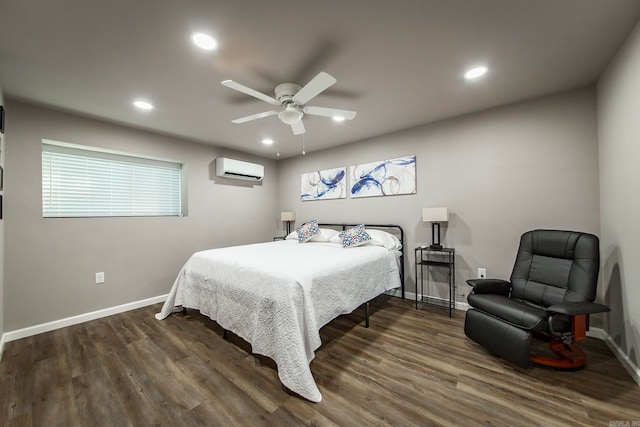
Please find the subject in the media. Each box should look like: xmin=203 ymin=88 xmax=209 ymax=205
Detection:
xmin=301 ymin=167 xmax=347 ymax=201
xmin=350 ymin=155 xmax=416 ymax=198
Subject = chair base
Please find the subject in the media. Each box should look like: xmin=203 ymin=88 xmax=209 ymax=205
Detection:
xmin=530 ymin=338 xmax=586 ymax=370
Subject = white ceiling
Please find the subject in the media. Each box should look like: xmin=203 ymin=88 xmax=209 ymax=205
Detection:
xmin=1 ymin=0 xmax=639 ymax=159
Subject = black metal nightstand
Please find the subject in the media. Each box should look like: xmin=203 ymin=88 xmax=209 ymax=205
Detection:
xmin=272 ymin=236 xmax=286 ymax=241
xmin=415 ymin=246 xmax=456 ymax=316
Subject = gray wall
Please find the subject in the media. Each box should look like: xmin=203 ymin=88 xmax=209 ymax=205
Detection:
xmin=0 ymin=84 xmax=4 ymax=340
xmin=4 ymin=100 xmax=278 ymax=331
xmin=597 ymin=19 xmax=640 ymax=369
xmin=278 ymin=88 xmax=601 ymax=303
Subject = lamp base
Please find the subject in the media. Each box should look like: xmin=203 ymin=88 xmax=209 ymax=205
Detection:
xmin=430 ymin=222 xmax=443 ymax=251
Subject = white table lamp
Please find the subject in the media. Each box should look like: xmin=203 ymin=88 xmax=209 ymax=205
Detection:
xmin=422 ymin=207 xmax=449 ymax=250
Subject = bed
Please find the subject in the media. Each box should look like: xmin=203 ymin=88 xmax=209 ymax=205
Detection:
xmin=155 ymin=223 xmax=404 ymax=402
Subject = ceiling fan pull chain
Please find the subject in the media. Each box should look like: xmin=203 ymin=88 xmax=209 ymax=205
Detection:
xmin=302 ymin=133 xmax=306 ymax=155
xmin=276 ymin=115 xmax=280 ymax=157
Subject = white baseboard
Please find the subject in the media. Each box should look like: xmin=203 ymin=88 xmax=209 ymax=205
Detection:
xmin=2 ymin=294 xmax=167 ymax=345
xmin=455 ymin=301 xmax=471 ymax=311
xmin=385 ymin=289 xmax=470 ymax=311
xmin=0 ymin=333 xmax=6 ymax=360
xmin=384 ymin=288 xmax=404 ymax=298
xmin=586 ymin=327 xmax=608 ymax=340
xmin=588 ymin=327 xmax=640 ymax=386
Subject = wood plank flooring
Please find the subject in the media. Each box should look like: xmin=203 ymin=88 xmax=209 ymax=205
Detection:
xmin=1 ymin=295 xmax=639 ymax=426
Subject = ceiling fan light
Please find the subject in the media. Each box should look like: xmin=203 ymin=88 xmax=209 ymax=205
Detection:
xmin=332 ymin=116 xmax=345 ymax=122
xmin=278 ymin=108 xmax=303 ymax=125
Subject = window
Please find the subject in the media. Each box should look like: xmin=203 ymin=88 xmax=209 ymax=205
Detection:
xmin=42 ymin=140 xmax=182 ymax=218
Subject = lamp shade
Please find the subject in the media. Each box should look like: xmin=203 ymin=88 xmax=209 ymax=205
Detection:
xmin=281 ymin=211 xmax=296 ymax=221
xmin=422 ymin=207 xmax=448 ymax=222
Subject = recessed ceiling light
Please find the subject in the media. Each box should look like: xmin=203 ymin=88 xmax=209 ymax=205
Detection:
xmin=332 ymin=116 xmax=345 ymax=122
xmin=133 ymin=100 xmax=154 ymax=110
xmin=191 ymin=32 xmax=218 ymax=50
xmin=464 ymin=66 xmax=488 ymax=80
xmin=262 ymin=138 xmax=274 ymax=145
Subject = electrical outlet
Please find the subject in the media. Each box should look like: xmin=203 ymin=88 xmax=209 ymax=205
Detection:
xmin=478 ymin=268 xmax=487 ymax=279
xmin=95 ymin=272 xmax=105 ymax=284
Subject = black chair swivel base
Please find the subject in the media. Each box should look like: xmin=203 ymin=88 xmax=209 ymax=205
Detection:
xmin=529 ymin=314 xmax=588 ymax=370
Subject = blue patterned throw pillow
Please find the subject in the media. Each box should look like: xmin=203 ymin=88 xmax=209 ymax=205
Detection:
xmin=296 ymin=220 xmax=321 ymax=243
xmin=338 ymin=224 xmax=371 ymax=248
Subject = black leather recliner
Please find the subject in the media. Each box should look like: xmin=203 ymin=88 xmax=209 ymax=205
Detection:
xmin=464 ymin=229 xmax=610 ymax=369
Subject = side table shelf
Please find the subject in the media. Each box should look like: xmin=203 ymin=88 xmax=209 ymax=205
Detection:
xmin=415 ymin=246 xmax=455 ymax=317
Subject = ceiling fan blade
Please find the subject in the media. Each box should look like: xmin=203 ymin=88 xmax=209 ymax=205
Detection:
xmin=303 ymin=106 xmax=357 ymax=120
xmin=292 ymin=72 xmax=336 ymax=105
xmin=291 ymin=120 xmax=306 ymax=135
xmin=221 ymin=80 xmax=280 ymax=106
xmin=231 ymin=110 xmax=278 ymax=124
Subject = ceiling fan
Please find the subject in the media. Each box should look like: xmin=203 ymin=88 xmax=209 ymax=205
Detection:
xmin=221 ymin=72 xmax=357 ymax=135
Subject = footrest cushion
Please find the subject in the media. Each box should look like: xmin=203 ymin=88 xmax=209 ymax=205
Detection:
xmin=464 ymin=309 xmax=532 ymax=368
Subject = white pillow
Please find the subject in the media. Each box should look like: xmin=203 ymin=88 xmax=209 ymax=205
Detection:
xmin=286 ymin=228 xmax=338 ymax=242
xmin=330 ymin=228 xmax=402 ymax=250
xmin=286 ymin=231 xmax=298 ymax=240
xmin=365 ymin=229 xmax=403 ymax=251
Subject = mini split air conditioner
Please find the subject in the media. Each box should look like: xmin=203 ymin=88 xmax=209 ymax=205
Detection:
xmin=215 ymin=157 xmax=264 ymax=181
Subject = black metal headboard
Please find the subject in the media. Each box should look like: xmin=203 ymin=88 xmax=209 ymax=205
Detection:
xmin=318 ymin=223 xmax=405 ymax=299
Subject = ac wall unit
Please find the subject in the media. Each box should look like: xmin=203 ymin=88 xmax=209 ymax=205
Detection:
xmin=216 ymin=157 xmax=264 ymax=181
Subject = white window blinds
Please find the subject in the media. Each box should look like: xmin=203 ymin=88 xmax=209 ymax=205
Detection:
xmin=42 ymin=142 xmax=182 ymax=218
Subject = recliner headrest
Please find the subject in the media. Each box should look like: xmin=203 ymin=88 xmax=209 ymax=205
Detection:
xmin=522 ymin=229 xmax=596 ymax=260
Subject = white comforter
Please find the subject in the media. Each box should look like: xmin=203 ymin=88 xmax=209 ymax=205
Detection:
xmin=156 ymin=240 xmax=401 ymax=402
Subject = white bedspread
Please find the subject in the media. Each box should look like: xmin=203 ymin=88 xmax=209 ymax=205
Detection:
xmin=156 ymin=240 xmax=401 ymax=402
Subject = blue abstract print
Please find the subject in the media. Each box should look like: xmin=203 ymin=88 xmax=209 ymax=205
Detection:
xmin=301 ymin=167 xmax=347 ymax=201
xmin=350 ymin=155 xmax=416 ymax=198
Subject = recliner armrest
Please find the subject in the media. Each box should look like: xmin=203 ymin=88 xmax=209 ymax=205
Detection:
xmin=466 ymin=279 xmax=511 ymax=296
xmin=546 ymin=301 xmax=610 ymax=316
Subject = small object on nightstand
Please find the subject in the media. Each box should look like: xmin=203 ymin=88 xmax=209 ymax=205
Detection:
xmin=273 ymin=236 xmax=286 ymax=241
xmin=415 ymin=246 xmax=455 ymax=316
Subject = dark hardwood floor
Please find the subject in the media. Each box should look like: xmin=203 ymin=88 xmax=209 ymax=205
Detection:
xmin=1 ymin=295 xmax=639 ymax=426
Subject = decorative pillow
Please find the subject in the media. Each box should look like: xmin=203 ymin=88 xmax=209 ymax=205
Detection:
xmin=296 ymin=220 xmax=321 ymax=243
xmin=338 ymin=224 xmax=372 ymax=248
xmin=331 ymin=224 xmax=365 ymax=243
